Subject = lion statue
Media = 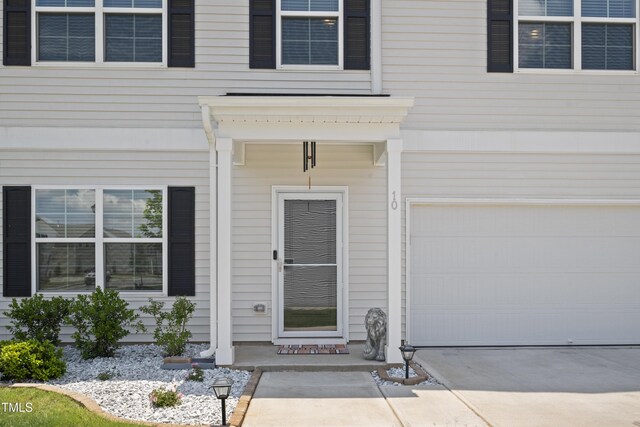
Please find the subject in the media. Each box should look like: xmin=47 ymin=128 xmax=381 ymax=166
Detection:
xmin=363 ymin=308 xmax=387 ymax=361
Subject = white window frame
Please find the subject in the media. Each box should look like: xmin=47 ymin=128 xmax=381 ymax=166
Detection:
xmin=32 ymin=186 xmax=168 ymax=296
xmin=31 ymin=0 xmax=167 ymax=67
xmin=515 ymin=0 xmax=639 ymax=73
xmin=275 ymin=0 xmax=344 ymax=70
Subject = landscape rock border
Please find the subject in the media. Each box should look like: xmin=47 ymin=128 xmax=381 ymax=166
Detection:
xmin=377 ymin=361 xmax=430 ymax=385
xmin=227 ymin=369 xmax=262 ymax=427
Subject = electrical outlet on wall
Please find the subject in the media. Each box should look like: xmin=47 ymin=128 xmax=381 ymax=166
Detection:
xmin=253 ymin=302 xmax=267 ymax=314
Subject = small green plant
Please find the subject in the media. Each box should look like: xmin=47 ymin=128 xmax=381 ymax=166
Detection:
xmin=97 ymin=371 xmax=115 ymax=381
xmin=4 ymin=294 xmax=73 ymax=345
xmin=0 ymin=340 xmax=66 ymax=381
xmin=64 ymin=288 xmax=144 ymax=359
xmin=186 ymin=365 xmax=204 ymax=382
xmin=149 ymin=384 xmax=182 ymax=408
xmin=140 ymin=297 xmax=196 ymax=356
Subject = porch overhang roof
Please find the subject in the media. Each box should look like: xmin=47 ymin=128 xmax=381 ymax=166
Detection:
xmin=198 ymin=95 xmax=415 ymax=145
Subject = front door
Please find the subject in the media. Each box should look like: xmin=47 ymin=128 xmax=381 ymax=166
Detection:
xmin=276 ymin=192 xmax=343 ymax=338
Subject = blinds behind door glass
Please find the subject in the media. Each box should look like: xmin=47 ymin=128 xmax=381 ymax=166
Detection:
xmin=284 ymin=200 xmax=336 ymax=264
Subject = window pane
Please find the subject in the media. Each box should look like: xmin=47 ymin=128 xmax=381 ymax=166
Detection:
xmin=38 ymin=14 xmax=95 ymax=61
xmin=282 ymin=18 xmax=338 ymax=65
xmin=105 ymin=243 xmax=162 ymax=291
xmin=583 ymin=0 xmax=635 ymax=17
xmin=583 ymin=24 xmax=634 ymax=70
xmin=36 ymin=189 xmax=95 ymax=238
xmin=105 ymin=14 xmax=162 ymax=62
xmin=104 ymin=0 xmax=161 ymax=7
xmin=282 ymin=0 xmax=338 ymax=11
xmin=519 ymin=23 xmax=571 ymax=69
xmin=38 ymin=243 xmax=95 ymax=291
xmin=519 ymin=0 xmax=572 ymax=16
xmin=104 ymin=189 xmax=162 ymax=237
xmin=37 ymin=0 xmax=94 ymax=6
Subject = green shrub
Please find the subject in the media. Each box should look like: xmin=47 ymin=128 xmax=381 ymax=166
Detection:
xmin=149 ymin=385 xmax=182 ymax=408
xmin=140 ymin=297 xmax=196 ymax=356
xmin=186 ymin=365 xmax=204 ymax=382
xmin=64 ymin=288 xmax=144 ymax=359
xmin=0 ymin=340 xmax=66 ymax=382
xmin=4 ymin=294 xmax=72 ymax=345
xmin=96 ymin=371 xmax=115 ymax=381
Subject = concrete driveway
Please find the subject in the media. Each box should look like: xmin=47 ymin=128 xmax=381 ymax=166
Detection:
xmin=416 ymin=347 xmax=640 ymax=427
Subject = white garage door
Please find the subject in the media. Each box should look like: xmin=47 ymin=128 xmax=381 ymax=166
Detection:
xmin=409 ymin=202 xmax=640 ymax=346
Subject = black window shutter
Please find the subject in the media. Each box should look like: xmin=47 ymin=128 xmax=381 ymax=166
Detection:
xmin=3 ymin=0 xmax=31 ymax=66
xmin=3 ymin=186 xmax=32 ymax=297
xmin=344 ymin=0 xmax=370 ymax=70
xmin=168 ymin=187 xmax=195 ymax=296
xmin=168 ymin=0 xmax=194 ymax=67
xmin=487 ymin=0 xmax=513 ymax=72
xmin=250 ymin=0 xmax=275 ymax=69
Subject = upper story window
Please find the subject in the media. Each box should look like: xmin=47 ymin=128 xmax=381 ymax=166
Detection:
xmin=249 ymin=0 xmax=370 ymax=70
xmin=34 ymin=0 xmax=165 ymax=64
xmin=516 ymin=0 xmax=638 ymax=70
xmin=277 ymin=0 xmax=342 ymax=68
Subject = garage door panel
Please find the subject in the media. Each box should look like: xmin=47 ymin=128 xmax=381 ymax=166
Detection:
xmin=415 ymin=237 xmax=640 ymax=274
xmin=410 ymin=203 xmax=640 ymax=346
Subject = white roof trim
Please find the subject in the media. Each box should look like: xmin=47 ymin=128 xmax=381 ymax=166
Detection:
xmin=198 ymin=96 xmax=414 ymax=144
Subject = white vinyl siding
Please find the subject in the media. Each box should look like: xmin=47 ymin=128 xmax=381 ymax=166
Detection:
xmin=0 ymin=1 xmax=371 ymax=129
xmin=401 ymin=150 xmax=640 ymax=341
xmin=0 ymin=148 xmax=210 ymax=343
xmin=231 ymin=144 xmax=386 ymax=342
xmin=383 ymin=0 xmax=640 ymax=132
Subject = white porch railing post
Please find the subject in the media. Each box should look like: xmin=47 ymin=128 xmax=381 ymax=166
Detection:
xmin=215 ymin=137 xmax=235 ymax=365
xmin=386 ymin=138 xmax=403 ymax=364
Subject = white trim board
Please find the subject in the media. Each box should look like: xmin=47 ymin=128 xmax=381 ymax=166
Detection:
xmin=401 ymin=130 xmax=640 ymax=154
xmin=0 ymin=127 xmax=208 ymax=151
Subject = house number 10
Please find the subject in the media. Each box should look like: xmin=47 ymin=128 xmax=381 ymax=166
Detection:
xmin=391 ymin=191 xmax=398 ymax=210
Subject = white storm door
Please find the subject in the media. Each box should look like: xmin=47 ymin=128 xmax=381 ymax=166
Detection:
xmin=277 ymin=192 xmax=343 ymax=338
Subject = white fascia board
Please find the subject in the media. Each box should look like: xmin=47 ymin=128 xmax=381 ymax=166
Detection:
xmin=0 ymin=127 xmax=209 ymax=151
xmin=402 ymin=129 xmax=640 ymax=154
xmin=198 ymin=96 xmax=415 ymax=127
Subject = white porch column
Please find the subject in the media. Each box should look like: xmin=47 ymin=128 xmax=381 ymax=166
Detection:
xmin=386 ymin=138 xmax=403 ymax=363
xmin=215 ymin=137 xmax=235 ymax=365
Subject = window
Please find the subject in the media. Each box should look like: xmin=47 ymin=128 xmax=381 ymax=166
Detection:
xmin=34 ymin=0 xmax=165 ymax=63
xmin=277 ymin=0 xmax=343 ymax=68
xmin=517 ymin=0 xmax=638 ymax=70
xmin=35 ymin=188 xmax=165 ymax=292
xmin=249 ymin=0 xmax=369 ymax=70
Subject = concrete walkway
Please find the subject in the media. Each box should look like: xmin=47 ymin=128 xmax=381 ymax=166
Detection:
xmin=242 ymin=370 xmax=487 ymax=427
xmin=242 ymin=371 xmax=400 ymax=427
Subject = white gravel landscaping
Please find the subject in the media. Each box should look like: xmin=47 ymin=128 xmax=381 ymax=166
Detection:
xmin=48 ymin=344 xmax=251 ymax=426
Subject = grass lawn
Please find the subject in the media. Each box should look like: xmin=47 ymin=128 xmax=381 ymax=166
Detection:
xmin=284 ymin=308 xmax=337 ymax=329
xmin=0 ymin=387 xmax=147 ymax=427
